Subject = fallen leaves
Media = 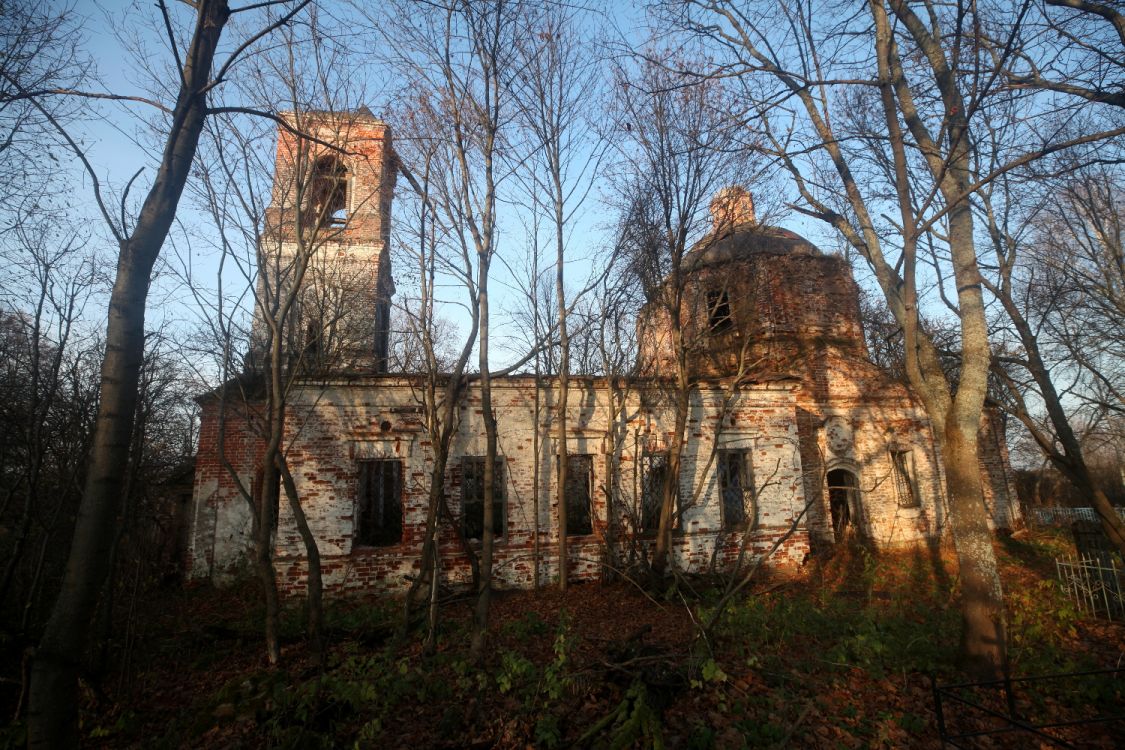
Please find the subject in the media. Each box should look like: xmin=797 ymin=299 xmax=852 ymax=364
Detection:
xmin=59 ymin=531 xmax=1125 ymax=748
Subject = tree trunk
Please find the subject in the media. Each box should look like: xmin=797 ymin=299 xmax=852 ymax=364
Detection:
xmin=556 ymin=399 xmax=569 ymax=589
xmin=532 ymin=369 xmax=542 ymax=590
xmin=278 ymin=453 xmax=323 ymax=666
xmin=403 ymin=419 xmax=452 ymax=646
xmin=652 ymin=312 xmax=689 ymax=581
xmin=942 ymin=426 xmax=1007 ymax=677
xmin=257 ymin=457 xmax=282 ymax=666
xmin=403 ymin=460 xmax=441 ymax=638
xmin=877 ymin=0 xmax=1009 ymax=677
xmin=471 ymin=279 xmax=496 ymax=661
xmin=93 ymin=397 xmax=148 ymax=678
xmin=556 ymin=270 xmax=570 ymax=590
xmin=27 ymin=4 xmax=231 ymax=744
xmin=424 ymin=534 xmax=441 ymax=656
xmin=1090 ymin=487 xmax=1125 ymax=553
xmin=652 ymin=383 xmax=689 ymax=580
xmin=31 ymin=275 xmax=171 ymax=743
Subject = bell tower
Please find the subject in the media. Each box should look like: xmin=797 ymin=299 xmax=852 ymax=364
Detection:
xmin=253 ymin=108 xmax=396 ymax=373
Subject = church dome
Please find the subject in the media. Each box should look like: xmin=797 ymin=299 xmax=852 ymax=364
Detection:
xmin=636 ymin=186 xmax=865 ymax=380
xmin=685 ymin=186 xmax=821 ymax=270
xmin=686 ymin=224 xmax=822 ymax=270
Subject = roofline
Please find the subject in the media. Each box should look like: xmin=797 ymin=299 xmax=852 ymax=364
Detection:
xmin=277 ymin=109 xmax=388 ymax=127
xmin=195 ymin=370 xmax=803 ymax=403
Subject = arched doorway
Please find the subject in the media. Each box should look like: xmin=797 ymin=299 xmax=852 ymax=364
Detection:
xmin=827 ymin=468 xmax=859 ymax=540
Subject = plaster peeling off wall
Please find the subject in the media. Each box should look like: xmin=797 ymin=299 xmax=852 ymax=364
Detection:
xmin=186 ymin=477 xmax=218 ymax=580
xmin=212 ymin=493 xmax=255 ymax=582
xmin=189 ymin=475 xmax=255 ymax=583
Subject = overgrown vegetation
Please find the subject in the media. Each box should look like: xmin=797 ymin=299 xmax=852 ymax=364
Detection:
xmin=2 ymin=529 xmax=1120 ymax=748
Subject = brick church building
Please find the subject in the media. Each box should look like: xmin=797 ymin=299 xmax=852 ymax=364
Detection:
xmin=185 ymin=111 xmax=1020 ymax=594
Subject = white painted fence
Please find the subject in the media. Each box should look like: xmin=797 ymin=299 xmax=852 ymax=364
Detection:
xmin=1031 ymin=506 xmax=1125 ymax=526
xmin=1056 ymin=555 xmax=1125 ymax=621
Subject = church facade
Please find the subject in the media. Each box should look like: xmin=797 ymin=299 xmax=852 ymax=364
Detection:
xmin=185 ymin=113 xmax=1020 ymax=595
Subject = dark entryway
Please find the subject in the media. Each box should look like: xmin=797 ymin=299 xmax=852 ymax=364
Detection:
xmin=827 ymin=468 xmax=858 ymax=540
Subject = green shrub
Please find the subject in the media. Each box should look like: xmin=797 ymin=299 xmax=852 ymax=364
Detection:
xmin=501 ymin=610 xmax=550 ymax=641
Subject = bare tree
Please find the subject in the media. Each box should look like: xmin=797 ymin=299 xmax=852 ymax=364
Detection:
xmin=0 ymin=0 xmax=85 ymax=214
xmin=387 ymin=307 xmax=461 ymax=374
xmin=586 ymin=260 xmax=644 ymax=574
xmin=982 ymin=160 xmax=1125 ymax=554
xmin=609 ymin=52 xmax=762 ymax=582
xmin=387 ymin=124 xmax=479 ymax=651
xmin=1003 ymin=0 xmax=1125 ymax=108
xmin=1033 ymin=168 xmax=1125 ymax=414
xmin=511 ymin=5 xmax=605 ymax=590
xmin=372 ymin=0 xmax=527 ymax=659
xmin=188 ymin=5 xmax=389 ymax=662
xmin=90 ymin=324 xmax=200 ymax=681
xmin=0 ymin=216 xmax=95 ymax=619
xmin=508 ymin=207 xmax=552 ymax=589
xmin=662 ymin=0 xmax=1031 ymax=675
xmin=17 ymin=2 xmax=311 ymax=742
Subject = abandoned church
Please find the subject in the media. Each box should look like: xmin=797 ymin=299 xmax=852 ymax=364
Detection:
xmin=185 ymin=111 xmax=1021 ymax=595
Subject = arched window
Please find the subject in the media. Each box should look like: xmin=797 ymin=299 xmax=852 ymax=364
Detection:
xmin=305 ymin=155 xmax=348 ymax=228
xmin=707 ymin=288 xmax=733 ymax=333
xmin=826 ymin=468 xmax=859 ymax=540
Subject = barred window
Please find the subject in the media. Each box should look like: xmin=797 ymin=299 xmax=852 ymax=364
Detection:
xmin=356 ymin=459 xmax=402 ymax=546
xmin=564 ymin=454 xmax=593 ymax=536
xmin=640 ymin=453 xmax=668 ymax=533
xmin=718 ymin=451 xmax=751 ymax=529
xmin=891 ymin=450 xmax=920 ymax=509
xmin=462 ymin=456 xmax=506 ymax=540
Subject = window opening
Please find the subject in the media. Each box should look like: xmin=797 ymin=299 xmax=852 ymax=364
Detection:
xmin=305 ymin=320 xmax=321 ymax=362
xmin=462 ymin=456 xmax=506 ymax=540
xmin=640 ymin=452 xmax=668 ymax=533
xmin=891 ymin=450 xmax=920 ymax=509
xmin=565 ymin=454 xmax=593 ymax=536
xmin=356 ymin=459 xmax=402 ymax=546
xmin=374 ymin=298 xmax=391 ymax=371
xmin=719 ymin=451 xmax=749 ymax=529
xmin=826 ymin=468 xmax=858 ymax=540
xmin=306 ymin=155 xmax=348 ymax=229
xmin=707 ymin=288 xmax=733 ymax=333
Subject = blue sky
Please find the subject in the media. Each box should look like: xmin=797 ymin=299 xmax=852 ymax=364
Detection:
xmin=46 ymin=0 xmax=869 ymax=379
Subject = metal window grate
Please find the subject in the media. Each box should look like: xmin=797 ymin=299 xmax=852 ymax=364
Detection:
xmin=640 ymin=452 xmax=668 ymax=533
xmin=356 ymin=459 xmax=402 ymax=546
xmin=565 ymin=454 xmax=593 ymax=536
xmin=462 ymin=456 xmax=505 ymax=540
xmin=891 ymin=449 xmax=921 ymax=508
xmin=719 ymin=451 xmax=747 ymax=529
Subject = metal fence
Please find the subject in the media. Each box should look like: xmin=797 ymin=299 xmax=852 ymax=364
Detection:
xmin=933 ymin=669 xmax=1125 ymax=748
xmin=1031 ymin=506 xmax=1125 ymax=526
xmin=1056 ymin=555 xmax=1125 ymax=621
